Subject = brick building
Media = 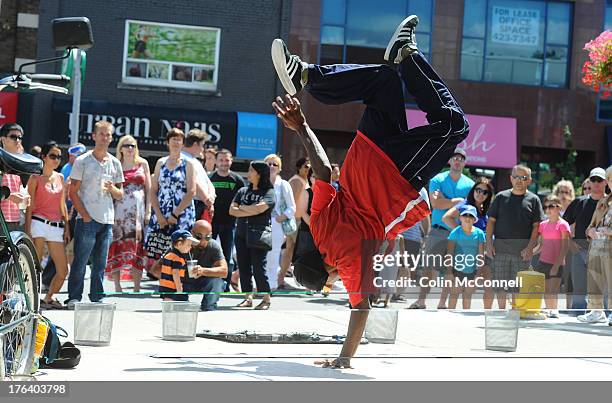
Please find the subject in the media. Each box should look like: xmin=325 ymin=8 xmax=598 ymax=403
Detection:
xmin=12 ymin=0 xmax=612 ymax=190
xmin=0 ymin=0 xmax=39 ymax=130
xmin=21 ymin=0 xmax=291 ymax=169
xmin=283 ymin=0 xmax=612 ymax=191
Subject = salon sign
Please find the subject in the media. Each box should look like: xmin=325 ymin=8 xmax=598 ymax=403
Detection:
xmin=405 ymin=109 xmax=517 ymax=169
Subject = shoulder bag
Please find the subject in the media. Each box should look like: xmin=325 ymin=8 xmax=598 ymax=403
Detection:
xmin=246 ymin=219 xmax=273 ymax=251
xmin=279 ymin=181 xmax=298 ymax=236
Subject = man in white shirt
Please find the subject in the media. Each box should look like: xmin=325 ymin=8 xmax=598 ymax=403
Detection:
xmin=67 ymin=121 xmax=124 ymax=307
xmin=181 ymin=129 xmax=216 ymax=220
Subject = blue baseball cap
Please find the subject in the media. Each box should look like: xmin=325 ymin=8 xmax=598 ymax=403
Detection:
xmin=171 ymin=229 xmax=199 ymax=244
xmin=460 ymin=204 xmax=478 ymax=221
xmin=68 ymin=143 xmax=86 ymax=156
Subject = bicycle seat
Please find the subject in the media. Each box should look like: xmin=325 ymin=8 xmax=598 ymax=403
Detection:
xmin=0 ymin=147 xmax=42 ymax=175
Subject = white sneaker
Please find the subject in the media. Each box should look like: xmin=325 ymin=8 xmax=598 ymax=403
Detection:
xmin=577 ymin=310 xmax=607 ymax=323
xmin=65 ymin=299 xmax=80 ymax=310
xmin=384 ymin=15 xmax=419 ymax=64
xmin=547 ymin=310 xmax=559 ymax=319
xmin=271 ymin=39 xmax=307 ymax=95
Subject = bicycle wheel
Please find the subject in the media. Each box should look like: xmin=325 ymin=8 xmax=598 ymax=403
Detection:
xmin=0 ymin=241 xmax=39 ymax=378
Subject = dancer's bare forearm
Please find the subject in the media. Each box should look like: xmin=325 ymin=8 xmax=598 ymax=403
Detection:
xmin=295 ymin=123 xmax=332 ymax=183
xmin=273 ymin=95 xmax=332 ymax=183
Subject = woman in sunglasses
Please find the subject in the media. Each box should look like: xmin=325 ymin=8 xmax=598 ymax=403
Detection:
xmin=106 ymin=135 xmax=152 ymax=293
xmin=25 ymin=141 xmax=71 ymax=309
xmin=263 ymin=154 xmax=296 ymax=291
xmin=0 ymin=123 xmax=31 ymax=231
xmin=442 ymin=177 xmax=495 ymax=308
xmin=552 ymin=180 xmax=575 ymax=216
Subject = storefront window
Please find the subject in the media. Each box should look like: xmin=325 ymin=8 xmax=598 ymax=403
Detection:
xmin=460 ymin=0 xmax=572 ymax=87
xmin=122 ymin=20 xmax=221 ymax=91
xmin=320 ymin=0 xmax=434 ymax=65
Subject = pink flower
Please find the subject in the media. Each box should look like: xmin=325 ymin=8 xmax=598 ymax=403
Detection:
xmin=582 ymin=31 xmax=612 ymax=98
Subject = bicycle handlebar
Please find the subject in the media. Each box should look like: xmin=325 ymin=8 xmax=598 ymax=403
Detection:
xmin=27 ymin=74 xmax=70 ymax=85
xmin=0 ymin=74 xmax=69 ymax=94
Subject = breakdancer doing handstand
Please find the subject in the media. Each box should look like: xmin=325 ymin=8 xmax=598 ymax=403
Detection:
xmin=271 ymin=15 xmax=469 ymax=368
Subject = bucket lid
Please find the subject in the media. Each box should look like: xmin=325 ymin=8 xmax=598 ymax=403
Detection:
xmin=74 ymin=302 xmax=116 ymax=310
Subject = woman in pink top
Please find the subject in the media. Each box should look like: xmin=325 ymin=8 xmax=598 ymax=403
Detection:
xmin=25 ymin=141 xmax=70 ymax=309
xmin=536 ymin=195 xmax=571 ymax=318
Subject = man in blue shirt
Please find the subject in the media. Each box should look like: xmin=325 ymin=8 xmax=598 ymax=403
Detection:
xmin=409 ymin=147 xmax=474 ymax=309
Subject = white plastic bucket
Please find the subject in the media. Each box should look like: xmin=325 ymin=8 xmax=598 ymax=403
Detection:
xmin=162 ymin=302 xmax=199 ymax=341
xmin=485 ymin=310 xmax=520 ymax=352
xmin=365 ymin=310 xmax=398 ymax=344
xmin=74 ymin=303 xmax=116 ymax=346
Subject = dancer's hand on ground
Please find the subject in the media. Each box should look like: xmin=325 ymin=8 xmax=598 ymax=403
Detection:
xmin=314 ymin=357 xmax=352 ymax=369
xmin=272 ymin=95 xmax=306 ymax=131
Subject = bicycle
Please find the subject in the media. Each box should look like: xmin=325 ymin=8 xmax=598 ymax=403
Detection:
xmin=0 ymin=16 xmax=93 ymax=379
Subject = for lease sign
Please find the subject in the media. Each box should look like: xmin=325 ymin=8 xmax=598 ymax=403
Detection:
xmin=491 ymin=6 xmax=540 ymax=46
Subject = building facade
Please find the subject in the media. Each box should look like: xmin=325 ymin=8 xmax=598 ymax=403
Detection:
xmin=0 ymin=0 xmax=39 ymax=131
xmin=12 ymin=0 xmax=612 ymax=190
xmin=21 ymin=0 xmax=290 ymax=168
xmin=284 ymin=0 xmax=611 ymax=191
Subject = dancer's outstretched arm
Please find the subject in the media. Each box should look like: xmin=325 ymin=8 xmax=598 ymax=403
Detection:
xmin=273 ymin=95 xmax=332 ymax=183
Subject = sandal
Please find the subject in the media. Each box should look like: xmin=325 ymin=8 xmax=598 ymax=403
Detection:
xmin=408 ymin=302 xmax=426 ymax=309
xmin=236 ymin=299 xmax=253 ymax=308
xmin=254 ymin=301 xmax=271 ymax=310
xmin=41 ymin=299 xmax=65 ymax=310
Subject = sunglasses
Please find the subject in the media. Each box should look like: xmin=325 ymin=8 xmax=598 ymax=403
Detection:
xmin=583 ymin=187 xmax=592 ymax=191
xmin=512 ymin=175 xmax=530 ymax=181
xmin=474 ymin=188 xmax=489 ymax=196
xmin=121 ymin=144 xmax=136 ymax=149
xmin=47 ymin=154 xmax=62 ymax=160
xmin=193 ymin=233 xmax=212 ymax=241
xmin=302 ymin=164 xmax=311 ymax=169
xmin=268 ymin=162 xmax=280 ymax=167
xmin=452 ymin=156 xmax=466 ymax=162
xmin=589 ymin=177 xmax=604 ymax=183
xmin=7 ymin=134 xmax=23 ymax=142
xmin=544 ymin=204 xmax=559 ymax=210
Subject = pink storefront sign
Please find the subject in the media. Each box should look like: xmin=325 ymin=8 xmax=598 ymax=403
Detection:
xmin=405 ymin=109 xmax=517 ymax=169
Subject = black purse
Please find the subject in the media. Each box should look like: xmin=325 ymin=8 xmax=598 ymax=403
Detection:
xmin=246 ymin=220 xmax=273 ymax=251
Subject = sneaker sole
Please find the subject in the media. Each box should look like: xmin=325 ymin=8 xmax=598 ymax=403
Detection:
xmin=577 ymin=317 xmax=607 ymax=323
xmin=271 ymin=39 xmax=297 ymax=96
xmin=383 ymin=15 xmax=419 ymax=62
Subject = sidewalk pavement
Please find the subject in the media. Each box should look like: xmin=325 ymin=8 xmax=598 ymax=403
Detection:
xmin=36 ymin=276 xmax=612 ymax=381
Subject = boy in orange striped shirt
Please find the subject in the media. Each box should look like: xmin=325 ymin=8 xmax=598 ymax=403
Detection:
xmin=159 ymin=229 xmax=200 ymax=301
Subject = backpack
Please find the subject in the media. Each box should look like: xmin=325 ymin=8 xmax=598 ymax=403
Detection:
xmin=39 ymin=318 xmax=81 ymax=369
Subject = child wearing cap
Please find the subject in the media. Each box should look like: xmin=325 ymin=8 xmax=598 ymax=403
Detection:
xmin=446 ymin=204 xmax=486 ymax=309
xmin=159 ymin=229 xmax=200 ymax=301
xmin=535 ymin=194 xmax=571 ymax=318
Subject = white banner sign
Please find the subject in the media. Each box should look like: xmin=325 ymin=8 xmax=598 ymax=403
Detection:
xmin=491 ymin=6 xmax=540 ymax=46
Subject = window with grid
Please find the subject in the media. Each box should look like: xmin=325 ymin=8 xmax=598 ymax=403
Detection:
xmin=460 ymin=0 xmax=572 ymax=87
xmin=320 ymin=0 xmax=434 ymax=65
